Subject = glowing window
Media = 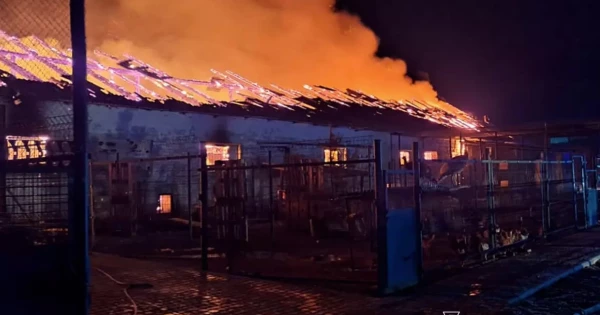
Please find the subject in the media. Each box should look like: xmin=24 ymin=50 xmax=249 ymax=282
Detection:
xmin=6 ymin=135 xmax=49 ymax=160
xmin=205 ymin=144 xmax=230 ymax=166
xmin=157 ymin=194 xmax=172 ymax=214
xmin=399 ymin=151 xmax=411 ymax=165
xmin=500 ymin=180 xmax=509 ymax=188
xmin=499 ymin=162 xmax=509 ymax=170
xmin=423 ymin=151 xmax=438 ymax=160
xmin=452 ymin=138 xmax=466 ymax=157
xmin=324 ymin=147 xmax=347 ymax=165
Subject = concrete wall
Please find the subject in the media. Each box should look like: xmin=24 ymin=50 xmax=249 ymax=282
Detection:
xmin=35 ymin=101 xmax=489 ymax=224
xmin=84 ymin=102 xmax=396 ymax=161
xmin=38 ymin=101 xmax=432 ymax=218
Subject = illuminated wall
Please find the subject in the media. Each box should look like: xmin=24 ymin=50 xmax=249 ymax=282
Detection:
xmin=27 ymin=99 xmax=432 ymax=219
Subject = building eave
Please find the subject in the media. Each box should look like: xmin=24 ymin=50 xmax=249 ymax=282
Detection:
xmin=2 ymin=79 xmax=457 ymax=135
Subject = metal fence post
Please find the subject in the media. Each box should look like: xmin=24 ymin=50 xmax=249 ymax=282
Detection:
xmin=0 ymin=102 xmax=5 ymax=214
xmin=374 ymin=139 xmax=387 ymax=293
xmin=187 ymin=152 xmax=193 ymax=240
xmin=542 ymin=124 xmax=550 ymax=233
xmin=268 ymin=150 xmax=274 ymax=247
xmin=89 ymin=160 xmax=95 ymax=249
xmin=543 ymin=160 xmax=551 ymax=232
xmin=582 ymin=157 xmax=588 ymax=229
xmin=572 ymin=158 xmax=579 ymax=228
xmin=485 ymin=149 xmax=496 ymax=249
xmin=70 ymin=0 xmax=90 ymax=313
xmin=412 ymin=141 xmax=423 ymax=280
xmin=200 ymin=144 xmax=209 ymax=271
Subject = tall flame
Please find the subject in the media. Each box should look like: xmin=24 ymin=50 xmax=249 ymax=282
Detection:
xmin=0 ymin=0 xmax=482 ymax=130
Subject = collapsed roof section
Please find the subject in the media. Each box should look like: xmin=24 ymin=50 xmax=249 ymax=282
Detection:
xmin=0 ymin=31 xmax=483 ymax=131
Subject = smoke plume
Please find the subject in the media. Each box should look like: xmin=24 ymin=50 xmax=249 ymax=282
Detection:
xmin=2 ymin=0 xmax=447 ymax=105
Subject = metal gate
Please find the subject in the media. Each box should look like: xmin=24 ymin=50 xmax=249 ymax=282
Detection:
xmin=419 ymin=152 xmax=587 ymax=272
xmin=90 ymin=162 xmax=135 ymax=237
xmin=1 ymin=139 xmax=73 ymax=297
xmin=486 ymin=157 xmax=584 ymax=236
xmin=207 ymin=139 xmax=380 ymax=284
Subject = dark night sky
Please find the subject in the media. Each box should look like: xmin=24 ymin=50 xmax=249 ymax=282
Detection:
xmin=337 ymin=0 xmax=600 ymax=126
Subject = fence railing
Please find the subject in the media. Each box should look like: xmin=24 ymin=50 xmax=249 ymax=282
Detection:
xmin=89 ymin=141 xmax=381 ymax=283
xmin=411 ymin=156 xmax=586 ymax=271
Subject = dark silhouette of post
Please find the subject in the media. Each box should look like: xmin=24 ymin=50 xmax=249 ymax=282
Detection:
xmin=412 ymin=141 xmax=423 ymax=281
xmin=70 ymin=0 xmax=90 ymax=313
xmin=200 ymin=144 xmax=209 ymax=271
xmin=374 ymin=140 xmax=387 ymax=293
xmin=0 ymin=102 xmax=5 ymax=214
xmin=188 ymin=152 xmax=193 ymax=240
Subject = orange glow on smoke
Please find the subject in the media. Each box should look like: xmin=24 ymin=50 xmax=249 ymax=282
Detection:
xmin=0 ymin=0 xmax=483 ymax=130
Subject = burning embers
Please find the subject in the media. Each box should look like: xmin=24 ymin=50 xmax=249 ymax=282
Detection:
xmin=0 ymin=30 xmax=481 ymax=130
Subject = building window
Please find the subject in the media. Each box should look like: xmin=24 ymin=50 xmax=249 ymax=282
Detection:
xmin=452 ymin=137 xmax=466 ymax=157
xmin=423 ymin=151 xmax=438 ymax=160
xmin=6 ymin=135 xmax=48 ymax=160
xmin=399 ymin=150 xmax=411 ymax=165
xmin=205 ymin=144 xmax=230 ymax=166
xmin=157 ymin=194 xmax=172 ymax=214
xmin=324 ymin=147 xmax=347 ymax=166
xmin=499 ymin=162 xmax=509 ymax=170
xmin=500 ymin=180 xmax=509 ymax=188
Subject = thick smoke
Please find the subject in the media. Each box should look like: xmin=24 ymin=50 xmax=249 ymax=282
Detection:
xmin=2 ymin=0 xmax=447 ymax=105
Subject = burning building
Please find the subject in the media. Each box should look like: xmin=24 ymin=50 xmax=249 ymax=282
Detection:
xmin=0 ymin=31 xmax=485 ymax=234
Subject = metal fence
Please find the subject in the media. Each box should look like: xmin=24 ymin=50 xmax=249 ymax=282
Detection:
xmin=0 ymin=0 xmax=85 ymax=311
xmin=90 ymin=138 xmax=380 ymax=283
xmin=89 ymin=154 xmax=201 ymax=260
xmin=223 ymin=151 xmax=377 ymax=282
xmin=419 ymin=152 xmax=586 ymax=271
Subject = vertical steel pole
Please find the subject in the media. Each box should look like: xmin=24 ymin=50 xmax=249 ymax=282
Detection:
xmin=486 ymin=148 xmax=496 ymax=249
xmin=572 ymin=159 xmax=579 ymax=227
xmin=412 ymin=142 xmax=423 ymax=281
xmin=268 ymin=150 xmax=274 ymax=247
xmin=543 ymin=123 xmax=550 ymax=231
xmin=389 ymin=133 xmax=394 ymax=169
xmin=70 ymin=0 xmax=89 ymax=313
xmin=0 ymin=102 xmax=5 ymax=214
xmin=581 ymin=156 xmax=588 ymax=228
xmin=374 ymin=140 xmax=387 ymax=293
xmin=187 ymin=152 xmax=193 ymax=240
xmin=200 ymin=144 xmax=209 ymax=271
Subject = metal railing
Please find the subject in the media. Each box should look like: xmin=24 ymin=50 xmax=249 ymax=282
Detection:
xmin=399 ymin=155 xmax=587 ymax=273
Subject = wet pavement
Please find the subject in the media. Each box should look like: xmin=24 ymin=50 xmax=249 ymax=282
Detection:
xmin=89 ymin=227 xmax=600 ymax=315
xmin=506 ymin=264 xmax=600 ymax=315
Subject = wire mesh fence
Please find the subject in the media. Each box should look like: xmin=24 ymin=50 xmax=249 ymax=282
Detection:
xmin=418 ymin=150 xmax=584 ymax=272
xmin=224 ymin=145 xmax=377 ymax=282
xmin=0 ymin=0 xmax=76 ymax=307
xmin=89 ymin=138 xmax=380 ymax=283
xmin=90 ymin=154 xmax=201 ymax=258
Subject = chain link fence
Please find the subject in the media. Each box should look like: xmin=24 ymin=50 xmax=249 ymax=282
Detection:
xmin=0 ymin=0 xmax=79 ymax=312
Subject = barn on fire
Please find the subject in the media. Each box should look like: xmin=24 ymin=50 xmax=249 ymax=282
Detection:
xmin=0 ymin=74 xmax=484 ymax=232
xmin=0 ymin=33 xmax=484 ymax=229
xmin=12 ymin=34 xmax=596 ymax=289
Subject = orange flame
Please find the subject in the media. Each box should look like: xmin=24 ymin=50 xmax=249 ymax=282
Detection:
xmin=0 ymin=0 xmax=483 ymax=129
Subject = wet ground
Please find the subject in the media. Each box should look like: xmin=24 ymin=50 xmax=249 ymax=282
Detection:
xmin=506 ymin=264 xmax=600 ymax=315
xmin=87 ymin=227 xmax=600 ymax=314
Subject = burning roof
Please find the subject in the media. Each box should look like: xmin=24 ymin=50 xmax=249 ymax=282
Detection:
xmin=0 ymin=31 xmax=483 ymax=131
